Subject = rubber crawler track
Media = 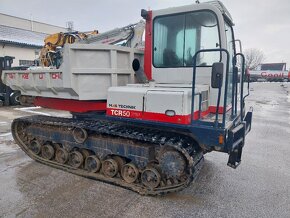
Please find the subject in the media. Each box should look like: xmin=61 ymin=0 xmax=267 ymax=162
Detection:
xmin=12 ymin=115 xmax=204 ymax=195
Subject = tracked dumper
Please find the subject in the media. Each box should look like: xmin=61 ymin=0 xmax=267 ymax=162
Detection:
xmin=3 ymin=1 xmax=252 ymax=195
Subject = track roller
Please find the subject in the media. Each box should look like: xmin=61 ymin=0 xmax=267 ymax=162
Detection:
xmin=41 ymin=144 xmax=55 ymax=160
xmin=29 ymin=140 xmax=42 ymax=155
xmin=55 ymin=148 xmax=69 ymax=164
xmin=102 ymin=158 xmax=118 ymax=178
xmin=85 ymin=155 xmax=101 ymax=173
xmin=72 ymin=127 xmax=88 ymax=143
xmin=69 ymin=151 xmax=84 ymax=168
xmin=121 ymin=163 xmax=139 ymax=183
xmin=141 ymin=167 xmax=161 ymax=189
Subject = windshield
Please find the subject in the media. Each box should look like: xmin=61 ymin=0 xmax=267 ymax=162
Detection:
xmin=153 ymin=11 xmax=220 ymax=68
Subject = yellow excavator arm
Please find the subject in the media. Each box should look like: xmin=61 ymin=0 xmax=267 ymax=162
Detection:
xmin=39 ymin=21 xmax=145 ymax=68
xmin=40 ymin=30 xmax=98 ymax=67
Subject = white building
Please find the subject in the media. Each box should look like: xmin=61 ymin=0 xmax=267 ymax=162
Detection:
xmin=0 ymin=13 xmax=67 ymax=67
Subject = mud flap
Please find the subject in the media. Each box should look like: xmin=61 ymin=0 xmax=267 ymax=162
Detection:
xmin=227 ymin=109 xmax=253 ymax=168
xmin=227 ymin=123 xmax=245 ymax=169
xmin=227 ymin=143 xmax=243 ymax=169
xmin=244 ymin=108 xmax=253 ymax=134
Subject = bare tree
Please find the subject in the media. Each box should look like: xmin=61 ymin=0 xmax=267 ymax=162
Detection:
xmin=244 ymin=48 xmax=265 ymax=70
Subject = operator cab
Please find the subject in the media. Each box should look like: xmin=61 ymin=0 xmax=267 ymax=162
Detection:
xmin=107 ymin=1 xmax=248 ymax=129
xmin=152 ymin=8 xmax=221 ymax=82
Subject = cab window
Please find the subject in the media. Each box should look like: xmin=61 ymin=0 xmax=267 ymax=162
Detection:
xmin=153 ymin=11 xmax=220 ymax=68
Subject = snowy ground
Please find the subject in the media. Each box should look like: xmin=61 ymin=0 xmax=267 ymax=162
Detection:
xmin=0 ymin=82 xmax=289 ymax=218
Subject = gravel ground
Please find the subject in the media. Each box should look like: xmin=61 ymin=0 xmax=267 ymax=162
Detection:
xmin=0 ymin=82 xmax=289 ymax=218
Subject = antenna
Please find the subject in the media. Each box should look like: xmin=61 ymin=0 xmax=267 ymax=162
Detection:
xmin=66 ymin=21 xmax=74 ymax=32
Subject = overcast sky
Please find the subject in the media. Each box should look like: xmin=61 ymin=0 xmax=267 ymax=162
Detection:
xmin=0 ymin=0 xmax=289 ymax=68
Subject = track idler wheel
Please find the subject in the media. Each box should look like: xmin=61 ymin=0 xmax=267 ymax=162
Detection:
xmin=85 ymin=155 xmax=101 ymax=173
xmin=73 ymin=127 xmax=88 ymax=144
xmin=121 ymin=163 xmax=139 ymax=183
xmin=55 ymin=148 xmax=69 ymax=164
xmin=41 ymin=144 xmax=55 ymax=160
xmin=13 ymin=121 xmax=28 ymax=143
xmin=29 ymin=140 xmax=41 ymax=155
xmin=102 ymin=158 xmax=118 ymax=178
xmin=69 ymin=151 xmax=84 ymax=168
xmin=141 ymin=167 xmax=161 ymax=189
xmin=158 ymin=149 xmax=186 ymax=179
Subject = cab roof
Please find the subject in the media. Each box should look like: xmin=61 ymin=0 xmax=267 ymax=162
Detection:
xmin=206 ymin=1 xmax=234 ymax=25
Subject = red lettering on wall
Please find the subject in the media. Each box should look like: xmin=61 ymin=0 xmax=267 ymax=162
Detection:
xmin=261 ymin=72 xmax=284 ymax=78
xmin=8 ymin=73 xmax=15 ymax=79
xmin=22 ymin=74 xmax=29 ymax=79
xmin=261 ymin=72 xmax=267 ymax=77
xmin=39 ymin=74 xmax=44 ymax=79
xmin=51 ymin=73 xmax=61 ymax=79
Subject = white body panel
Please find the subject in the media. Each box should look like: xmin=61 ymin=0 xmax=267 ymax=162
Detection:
xmin=107 ymin=83 xmax=209 ymax=124
xmin=145 ymin=91 xmax=184 ymax=114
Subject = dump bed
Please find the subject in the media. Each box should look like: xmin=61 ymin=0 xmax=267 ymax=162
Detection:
xmin=2 ymin=44 xmax=144 ymax=100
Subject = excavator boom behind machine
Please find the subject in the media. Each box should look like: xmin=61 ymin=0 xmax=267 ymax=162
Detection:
xmin=2 ymin=1 xmax=252 ymax=195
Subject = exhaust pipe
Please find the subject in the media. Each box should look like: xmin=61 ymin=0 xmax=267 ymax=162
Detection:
xmin=132 ymin=59 xmax=148 ymax=83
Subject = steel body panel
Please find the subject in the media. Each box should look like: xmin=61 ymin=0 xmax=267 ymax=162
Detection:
xmin=145 ymin=91 xmax=184 ymax=114
xmin=2 ymin=44 xmax=144 ymax=100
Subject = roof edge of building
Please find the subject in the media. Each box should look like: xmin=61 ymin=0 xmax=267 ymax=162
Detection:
xmin=0 ymin=12 xmax=67 ymax=30
xmin=0 ymin=24 xmax=48 ymax=35
xmin=0 ymin=40 xmax=43 ymax=48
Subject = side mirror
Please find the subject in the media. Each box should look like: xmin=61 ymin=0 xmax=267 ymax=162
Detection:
xmin=211 ymin=62 xmax=224 ymax=88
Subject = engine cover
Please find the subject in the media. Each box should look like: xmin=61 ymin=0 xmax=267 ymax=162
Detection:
xmin=106 ymin=83 xmax=209 ymax=124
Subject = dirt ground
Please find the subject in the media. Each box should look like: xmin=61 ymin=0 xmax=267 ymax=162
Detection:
xmin=0 ymin=82 xmax=289 ymax=218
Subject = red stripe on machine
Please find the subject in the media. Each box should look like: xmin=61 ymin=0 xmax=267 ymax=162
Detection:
xmin=34 ymin=97 xmax=107 ymax=113
xmin=107 ymin=104 xmax=231 ymax=125
xmin=143 ymin=11 xmax=152 ymax=80
xmin=107 ymin=108 xmax=214 ymax=124
xmin=107 ymin=108 xmax=191 ymax=124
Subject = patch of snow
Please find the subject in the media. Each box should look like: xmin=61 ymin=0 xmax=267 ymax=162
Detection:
xmin=0 ymin=132 xmax=17 ymax=154
xmin=14 ymin=107 xmax=50 ymax=116
xmin=0 ymin=122 xmax=8 ymax=126
xmin=0 ymin=133 xmax=12 ymax=137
